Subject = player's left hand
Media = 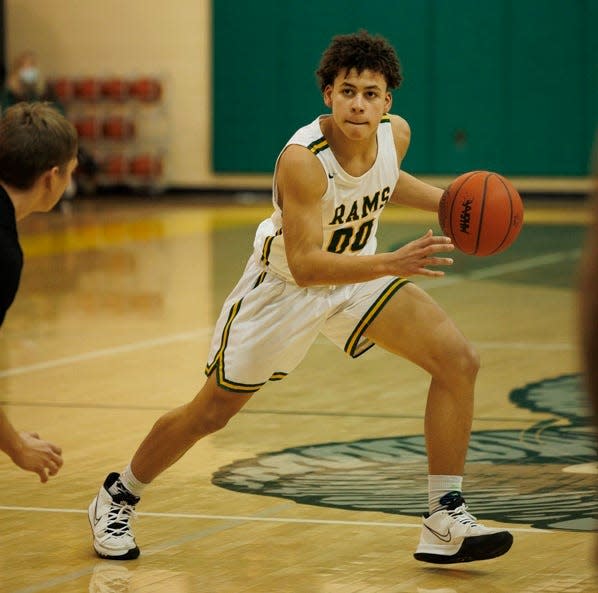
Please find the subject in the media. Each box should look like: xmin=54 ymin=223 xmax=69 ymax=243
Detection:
xmin=386 ymin=229 xmax=455 ymax=277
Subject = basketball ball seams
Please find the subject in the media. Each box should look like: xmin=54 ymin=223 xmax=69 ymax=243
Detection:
xmin=488 ymin=173 xmax=514 ymax=255
xmin=446 ymin=170 xmax=478 ymax=251
xmin=473 ymin=173 xmax=490 ymax=255
xmin=440 ymin=169 xmax=523 ymax=257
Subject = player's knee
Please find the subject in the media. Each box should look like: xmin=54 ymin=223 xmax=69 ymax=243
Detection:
xmin=183 ymin=405 xmax=231 ymax=437
xmin=186 ymin=383 xmax=248 ymax=437
xmin=200 ymin=409 xmax=233 ymax=435
xmin=437 ymin=340 xmax=479 ymax=387
xmin=452 ymin=341 xmax=480 ymax=384
xmin=463 ymin=342 xmax=480 ymax=379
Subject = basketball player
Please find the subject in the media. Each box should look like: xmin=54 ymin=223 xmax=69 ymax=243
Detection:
xmin=89 ymin=31 xmax=513 ymax=563
xmin=0 ymin=102 xmax=78 ymax=481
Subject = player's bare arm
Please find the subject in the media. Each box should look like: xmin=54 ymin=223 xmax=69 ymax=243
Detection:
xmin=389 ymin=112 xmax=411 ymax=162
xmin=278 ymin=145 xmax=453 ymax=285
xmin=391 ymin=170 xmax=444 ymax=212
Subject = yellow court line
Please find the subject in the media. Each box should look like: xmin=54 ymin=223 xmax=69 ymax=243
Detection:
xmin=19 ymin=203 xmax=591 ymax=258
xmin=20 ymin=206 xmax=276 ymax=257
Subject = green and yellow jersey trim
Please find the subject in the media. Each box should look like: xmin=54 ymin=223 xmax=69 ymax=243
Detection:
xmin=260 ymin=228 xmax=282 ymax=266
xmin=308 ymin=136 xmax=329 ymax=155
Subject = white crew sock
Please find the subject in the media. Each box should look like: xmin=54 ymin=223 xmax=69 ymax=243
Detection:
xmin=428 ymin=474 xmax=463 ymax=514
xmin=108 ymin=464 xmax=148 ymax=498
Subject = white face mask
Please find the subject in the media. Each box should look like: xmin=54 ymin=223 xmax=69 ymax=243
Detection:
xmin=19 ymin=66 xmax=39 ymax=85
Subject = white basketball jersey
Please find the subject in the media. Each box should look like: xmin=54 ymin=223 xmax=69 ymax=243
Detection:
xmin=253 ymin=114 xmax=400 ymax=283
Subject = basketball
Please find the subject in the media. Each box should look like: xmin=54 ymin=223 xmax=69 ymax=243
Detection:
xmin=129 ymin=77 xmax=162 ymax=102
xmin=74 ymin=116 xmax=101 ymax=140
xmin=74 ymin=77 xmax=101 ymax=101
xmin=100 ymin=77 xmax=130 ymax=101
xmin=438 ymin=170 xmax=524 ymax=256
xmin=102 ymin=154 xmax=129 ymax=178
xmin=129 ymin=153 xmax=163 ymax=178
xmin=47 ymin=77 xmax=75 ymax=102
xmin=102 ymin=116 xmax=135 ymax=140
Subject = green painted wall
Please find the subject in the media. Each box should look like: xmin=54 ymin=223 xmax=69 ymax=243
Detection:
xmin=213 ymin=0 xmax=597 ymax=176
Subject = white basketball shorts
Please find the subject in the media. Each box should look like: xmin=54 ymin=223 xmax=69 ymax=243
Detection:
xmin=205 ymin=255 xmax=410 ymax=393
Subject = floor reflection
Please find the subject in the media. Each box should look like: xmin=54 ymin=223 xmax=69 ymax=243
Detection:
xmin=89 ymin=563 xmax=192 ymax=593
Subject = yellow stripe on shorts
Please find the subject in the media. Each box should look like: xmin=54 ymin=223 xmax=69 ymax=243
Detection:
xmin=344 ymin=277 xmax=411 ymax=357
xmin=204 ymin=295 xmax=265 ymax=393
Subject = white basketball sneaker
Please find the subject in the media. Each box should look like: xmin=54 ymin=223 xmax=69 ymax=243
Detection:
xmin=414 ymin=491 xmax=513 ymax=564
xmin=88 ymin=472 xmax=140 ymax=560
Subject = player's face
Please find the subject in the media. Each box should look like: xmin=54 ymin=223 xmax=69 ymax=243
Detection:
xmin=324 ymin=68 xmax=392 ymax=141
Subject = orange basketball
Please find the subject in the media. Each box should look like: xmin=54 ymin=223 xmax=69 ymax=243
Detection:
xmin=101 ymin=78 xmax=130 ymax=101
xmin=129 ymin=77 xmax=162 ymax=102
xmin=74 ymin=77 xmax=101 ymax=101
xmin=438 ymin=171 xmax=524 ymax=256
xmin=102 ymin=154 xmax=129 ymax=178
xmin=102 ymin=116 xmax=135 ymax=140
xmin=74 ymin=116 xmax=101 ymax=140
xmin=48 ymin=77 xmax=75 ymax=102
xmin=129 ymin=154 xmax=163 ymax=178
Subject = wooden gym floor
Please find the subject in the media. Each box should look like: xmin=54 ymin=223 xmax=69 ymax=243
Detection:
xmin=0 ymin=193 xmax=596 ymax=593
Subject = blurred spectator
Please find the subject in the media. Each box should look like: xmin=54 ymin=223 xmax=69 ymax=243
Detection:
xmin=1 ymin=51 xmax=98 ymax=200
xmin=0 ymin=51 xmax=61 ymax=111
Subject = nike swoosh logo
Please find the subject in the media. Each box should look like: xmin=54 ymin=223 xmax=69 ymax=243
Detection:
xmin=424 ymin=524 xmax=452 ymax=542
xmin=92 ymin=498 xmax=102 ymax=525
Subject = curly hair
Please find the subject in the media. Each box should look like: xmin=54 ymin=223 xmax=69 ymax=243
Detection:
xmin=316 ymin=30 xmax=402 ymax=92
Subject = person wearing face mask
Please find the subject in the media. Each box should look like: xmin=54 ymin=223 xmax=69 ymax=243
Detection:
xmin=0 ymin=51 xmax=62 ymax=112
xmin=0 ymin=51 xmax=98 ymax=201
